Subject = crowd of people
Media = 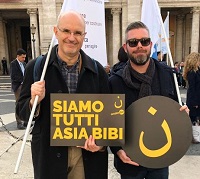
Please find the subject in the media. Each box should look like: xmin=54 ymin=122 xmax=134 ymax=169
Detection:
xmin=1 ymin=9 xmax=199 ymax=179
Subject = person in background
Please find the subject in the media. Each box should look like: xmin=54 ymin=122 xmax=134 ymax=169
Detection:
xmin=110 ymin=46 xmax=128 ymax=75
xmin=16 ymin=11 xmax=109 ymax=179
xmin=179 ymin=61 xmax=186 ymax=88
xmin=183 ymin=52 xmax=200 ymax=125
xmin=1 ymin=57 xmax=9 ymax=75
xmin=157 ymin=51 xmax=167 ymax=65
xmin=173 ymin=61 xmax=181 ymax=86
xmin=104 ymin=64 xmax=111 ymax=76
xmin=10 ymin=48 xmax=27 ymax=129
xmin=109 ymin=21 xmax=189 ymax=179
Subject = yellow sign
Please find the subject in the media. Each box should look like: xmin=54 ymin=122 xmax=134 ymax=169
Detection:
xmin=50 ymin=94 xmax=125 ymax=146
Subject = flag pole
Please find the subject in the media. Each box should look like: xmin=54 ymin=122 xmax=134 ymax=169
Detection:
xmin=14 ymin=0 xmax=70 ymax=173
xmin=165 ymin=12 xmax=169 ymax=65
xmin=160 ymin=26 xmax=162 ymax=61
xmin=14 ymin=35 xmax=56 ymax=174
xmin=155 ymin=8 xmax=182 ymax=105
xmin=14 ymin=0 xmax=78 ymax=173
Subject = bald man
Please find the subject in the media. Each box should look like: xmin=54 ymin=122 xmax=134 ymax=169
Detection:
xmin=16 ymin=11 xmax=109 ymax=179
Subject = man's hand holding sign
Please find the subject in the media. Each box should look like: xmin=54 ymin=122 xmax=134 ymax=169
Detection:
xmin=30 ymin=81 xmax=45 ymax=106
xmin=30 ymin=80 xmax=107 ymax=153
xmin=115 ymin=100 xmax=189 ymax=168
xmin=78 ymin=135 xmax=105 ymax=152
xmin=30 ymin=80 xmax=125 ymax=152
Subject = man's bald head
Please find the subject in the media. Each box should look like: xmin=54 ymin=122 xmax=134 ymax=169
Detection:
xmin=57 ymin=11 xmax=86 ymax=31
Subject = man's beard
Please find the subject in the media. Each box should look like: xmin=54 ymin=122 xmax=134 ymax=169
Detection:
xmin=128 ymin=52 xmax=150 ymax=66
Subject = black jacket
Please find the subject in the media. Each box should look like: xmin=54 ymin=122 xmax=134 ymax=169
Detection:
xmin=109 ymin=59 xmax=178 ymax=175
xmin=10 ymin=59 xmax=25 ymax=92
xmin=186 ymin=69 xmax=200 ymax=117
xmin=110 ymin=61 xmax=127 ymax=75
xmin=16 ymin=45 xmax=109 ymax=179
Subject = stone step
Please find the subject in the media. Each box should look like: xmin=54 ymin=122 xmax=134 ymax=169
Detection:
xmin=0 ymin=75 xmax=11 ymax=89
xmin=0 ymin=76 xmax=10 ymax=79
xmin=0 ymin=83 xmax=11 ymax=89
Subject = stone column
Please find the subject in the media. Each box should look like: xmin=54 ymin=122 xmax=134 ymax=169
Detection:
xmin=111 ymin=8 xmax=121 ymax=66
xmin=127 ymin=0 xmax=140 ymax=24
xmin=3 ymin=20 xmax=9 ymax=64
xmin=105 ymin=10 xmax=113 ymax=65
xmin=40 ymin=0 xmax=57 ymax=54
xmin=10 ymin=22 xmax=17 ymax=59
xmin=27 ymin=8 xmax=40 ymax=58
xmin=184 ymin=13 xmax=192 ymax=57
xmin=0 ymin=14 xmax=7 ymax=67
xmin=175 ymin=15 xmax=185 ymax=62
xmin=191 ymin=7 xmax=200 ymax=53
xmin=122 ymin=1 xmax=128 ymax=43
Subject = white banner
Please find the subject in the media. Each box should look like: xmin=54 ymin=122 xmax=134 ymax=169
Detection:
xmin=59 ymin=0 xmax=107 ymax=66
xmin=157 ymin=12 xmax=169 ymax=54
xmin=141 ymin=0 xmax=161 ymax=57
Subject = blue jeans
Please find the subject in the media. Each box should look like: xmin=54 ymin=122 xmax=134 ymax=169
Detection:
xmin=121 ymin=167 xmax=168 ymax=179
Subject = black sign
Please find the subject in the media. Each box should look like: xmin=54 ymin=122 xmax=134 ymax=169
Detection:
xmin=50 ymin=94 xmax=125 ymax=146
xmin=124 ymin=96 xmax=192 ymax=168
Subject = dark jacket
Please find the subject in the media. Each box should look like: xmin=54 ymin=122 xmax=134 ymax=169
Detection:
xmin=110 ymin=61 xmax=127 ymax=75
xmin=16 ymin=45 xmax=109 ymax=179
xmin=10 ymin=59 xmax=25 ymax=92
xmin=109 ymin=59 xmax=178 ymax=176
xmin=186 ymin=69 xmax=200 ymax=117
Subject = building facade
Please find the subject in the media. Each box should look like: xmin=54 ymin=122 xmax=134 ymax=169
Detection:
xmin=0 ymin=0 xmax=200 ymax=70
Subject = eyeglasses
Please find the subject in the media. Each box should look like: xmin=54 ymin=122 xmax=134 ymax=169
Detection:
xmin=57 ymin=27 xmax=86 ymax=37
xmin=126 ymin=38 xmax=151 ymax=47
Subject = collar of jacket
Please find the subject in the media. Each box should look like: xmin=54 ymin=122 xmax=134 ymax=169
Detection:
xmin=113 ymin=58 xmax=172 ymax=77
xmin=45 ymin=44 xmax=98 ymax=75
xmin=112 ymin=58 xmax=176 ymax=98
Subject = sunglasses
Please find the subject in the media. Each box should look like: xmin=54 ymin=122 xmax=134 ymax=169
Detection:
xmin=126 ymin=38 xmax=151 ymax=47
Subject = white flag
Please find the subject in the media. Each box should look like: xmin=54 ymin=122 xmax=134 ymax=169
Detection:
xmin=60 ymin=0 xmax=78 ymax=12
xmin=157 ymin=12 xmax=169 ymax=54
xmin=141 ymin=0 xmax=161 ymax=58
xmin=57 ymin=0 xmax=107 ymax=66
